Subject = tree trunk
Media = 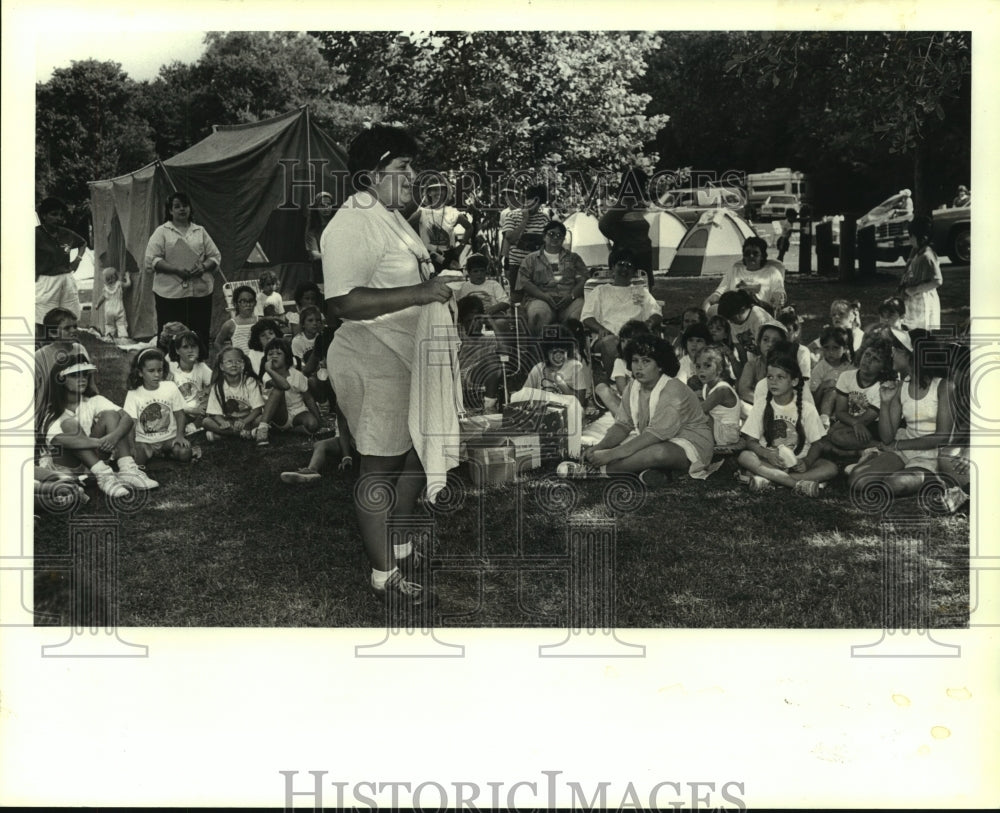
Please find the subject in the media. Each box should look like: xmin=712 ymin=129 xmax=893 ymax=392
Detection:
xmin=912 ymin=141 xmax=925 ymax=214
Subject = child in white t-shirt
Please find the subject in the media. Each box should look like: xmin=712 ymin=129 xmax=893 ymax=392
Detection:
xmin=593 ymin=320 xmax=648 ymax=415
xmin=695 ymin=345 xmax=740 ymax=446
xmin=255 ymin=339 xmax=322 ymax=445
xmin=168 ymin=330 xmax=212 ymax=435
xmin=123 ymin=347 xmax=191 ymax=465
xmin=255 ymin=270 xmax=286 ymax=320
xmin=203 ymin=347 xmax=264 ymax=441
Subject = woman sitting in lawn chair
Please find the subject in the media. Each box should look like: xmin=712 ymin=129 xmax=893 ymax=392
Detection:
xmin=557 ymin=334 xmax=715 ymax=486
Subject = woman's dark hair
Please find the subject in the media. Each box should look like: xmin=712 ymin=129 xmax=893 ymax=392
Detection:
xmin=891 ymin=328 xmax=949 ymax=389
xmin=681 ymin=322 xmax=713 ymax=349
xmin=164 ymin=192 xmax=194 ymax=223
xmin=623 ymin=334 xmax=679 ymax=378
xmin=718 ymin=289 xmax=755 ymax=321
xmin=617 ymin=320 xmax=652 ymax=357
xmin=907 ymin=214 xmax=934 ymax=245
xmin=169 ymin=330 xmax=207 ymax=362
xmin=742 ymin=235 xmax=769 ymax=261
xmin=608 ymin=246 xmax=638 ymax=268
xmin=347 ymin=124 xmax=419 ymax=191
xmin=37 ymin=196 xmax=69 ymax=217
xmin=762 ymin=352 xmax=806 ymax=455
xmin=525 ymin=183 xmax=549 ymax=205
xmin=248 ymin=318 xmax=284 ymax=351
xmin=293 ymin=281 xmax=322 ymax=307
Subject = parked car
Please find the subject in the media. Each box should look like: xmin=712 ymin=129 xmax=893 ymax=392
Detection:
xmin=856 ymin=189 xmax=914 ymax=262
xmin=930 ymin=204 xmax=970 ymax=265
xmin=758 ymin=194 xmax=800 ymax=221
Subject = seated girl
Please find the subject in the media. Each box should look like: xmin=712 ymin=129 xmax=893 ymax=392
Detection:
xmin=521 ymin=325 xmax=588 ymax=407
xmin=676 ymin=322 xmax=712 ymax=389
xmin=671 ymin=306 xmax=707 ymax=358
xmin=202 ymin=347 xmax=264 ymax=441
xmin=246 ymin=318 xmax=284 ymax=377
xmin=846 ymin=329 xmax=957 ymax=500
xmin=809 ymin=326 xmax=856 ymax=428
xmin=863 ymin=296 xmax=906 ymax=343
xmin=695 ymin=344 xmax=741 ymax=448
xmin=706 ymin=313 xmax=739 ymax=381
xmin=168 ymin=330 xmax=212 ymax=435
xmin=736 ymin=351 xmax=838 ymax=497
xmin=35 ymin=307 xmax=89 ymax=444
xmin=255 ymin=338 xmax=322 ymax=445
xmin=808 ymin=298 xmax=865 ymax=364
xmin=288 ymin=281 xmax=324 ymax=337
xmin=123 ymin=348 xmax=191 ymax=467
xmin=38 ymin=354 xmax=149 ymax=497
xmin=215 ymin=284 xmax=259 ymax=354
xmin=593 ymin=320 xmax=651 ymax=415
xmin=558 ymin=334 xmax=715 ymax=485
xmin=810 ymin=337 xmax=892 ymax=458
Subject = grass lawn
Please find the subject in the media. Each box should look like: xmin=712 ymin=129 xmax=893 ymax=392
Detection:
xmin=35 ymin=263 xmax=971 ymax=628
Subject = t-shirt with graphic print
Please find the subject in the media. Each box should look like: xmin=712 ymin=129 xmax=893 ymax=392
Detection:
xmin=835 ymin=369 xmax=882 ymax=418
xmin=124 ymin=381 xmax=187 ymax=444
xmin=742 ymin=393 xmax=826 ymax=461
xmin=170 ymin=362 xmax=213 ymax=410
xmin=206 ymin=377 xmax=264 ymax=421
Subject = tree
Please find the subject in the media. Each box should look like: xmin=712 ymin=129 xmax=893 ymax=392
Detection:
xmin=137 ymin=31 xmax=376 ymax=159
xmin=36 ymin=60 xmax=156 ymax=221
xmin=312 ymin=31 xmax=669 ymax=189
xmin=724 ymin=31 xmax=971 ymax=214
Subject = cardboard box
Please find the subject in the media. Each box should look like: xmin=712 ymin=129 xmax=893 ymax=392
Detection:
xmin=502 ymin=401 xmax=569 ymax=462
xmin=466 ymin=444 xmax=516 ymax=486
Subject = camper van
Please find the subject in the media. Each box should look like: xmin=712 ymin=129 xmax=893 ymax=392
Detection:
xmin=746 ymin=168 xmax=809 ymax=220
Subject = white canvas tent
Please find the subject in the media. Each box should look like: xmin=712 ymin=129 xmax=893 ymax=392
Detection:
xmin=564 ymin=211 xmax=611 ymax=268
xmin=667 ymin=209 xmax=757 ymax=277
xmin=644 ymin=210 xmax=689 ymax=272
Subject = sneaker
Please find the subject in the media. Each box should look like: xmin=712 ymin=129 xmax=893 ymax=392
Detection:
xmin=96 ymin=473 xmax=129 ymax=498
xmin=204 ymin=431 xmax=217 ymax=443
xmin=793 ymin=479 xmax=823 ymax=498
xmin=118 ymin=465 xmax=160 ymax=490
xmin=371 ymin=569 xmax=438 ymax=610
xmin=749 ymin=475 xmax=775 ymax=493
xmin=941 ymin=486 xmax=969 ymax=514
xmin=639 ymin=468 xmax=671 ymax=488
xmin=240 ymin=429 xmax=254 ymax=440
xmin=396 ymin=546 xmax=427 ymax=582
xmin=255 ymin=423 xmax=270 ymax=446
xmin=556 ymin=460 xmax=606 ymax=479
xmin=279 ymin=467 xmax=322 ymax=485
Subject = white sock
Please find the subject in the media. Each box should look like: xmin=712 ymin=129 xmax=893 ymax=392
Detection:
xmin=393 ymin=542 xmax=413 ymax=560
xmin=371 ymin=567 xmax=399 ymax=589
xmin=91 ymin=460 xmax=113 ymax=476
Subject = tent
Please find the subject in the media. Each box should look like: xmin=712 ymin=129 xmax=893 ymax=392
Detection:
xmin=644 ymin=210 xmax=689 ymax=272
xmin=563 ymin=211 xmax=611 ymax=268
xmin=667 ymin=209 xmax=757 ymax=277
xmin=89 ymin=107 xmax=349 ymax=339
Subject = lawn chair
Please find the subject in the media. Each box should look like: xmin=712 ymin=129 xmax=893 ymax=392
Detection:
xmin=222 ymin=279 xmax=263 ymax=319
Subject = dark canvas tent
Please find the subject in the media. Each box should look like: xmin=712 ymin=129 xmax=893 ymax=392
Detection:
xmin=89 ymin=107 xmax=349 ymax=339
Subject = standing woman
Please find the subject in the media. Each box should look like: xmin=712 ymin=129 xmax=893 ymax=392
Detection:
xmin=144 ymin=192 xmax=222 ymax=349
xmin=322 ymin=124 xmax=454 ymax=608
xmin=35 ymin=197 xmax=87 ymax=339
xmin=899 ymin=214 xmax=942 ymax=331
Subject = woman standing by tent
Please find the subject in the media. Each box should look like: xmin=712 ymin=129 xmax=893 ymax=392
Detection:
xmin=599 ymin=168 xmax=654 ymax=289
xmin=322 ymin=124 xmax=456 ymax=611
xmin=144 ymin=192 xmax=222 ymax=349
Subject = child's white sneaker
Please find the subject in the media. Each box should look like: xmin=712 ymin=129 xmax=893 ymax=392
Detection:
xmin=117 ymin=462 xmax=159 ymax=490
xmin=255 ymin=423 xmax=270 ymax=446
xmin=96 ymin=473 xmax=129 ymax=498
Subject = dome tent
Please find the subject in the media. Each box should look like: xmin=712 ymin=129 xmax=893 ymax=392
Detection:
xmin=644 ymin=209 xmax=689 ymax=272
xmin=563 ymin=210 xmax=612 ymax=268
xmin=88 ymin=107 xmax=349 ymax=340
xmin=667 ymin=209 xmax=757 ymax=277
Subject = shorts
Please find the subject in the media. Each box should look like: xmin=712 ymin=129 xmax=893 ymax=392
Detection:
xmin=137 ymin=439 xmax=172 ymax=459
xmin=35 ymin=274 xmax=81 ymax=324
xmin=667 ymin=436 xmax=713 ymax=480
xmin=274 ymin=402 xmax=309 ymax=430
xmin=890 ymin=447 xmax=939 ymax=473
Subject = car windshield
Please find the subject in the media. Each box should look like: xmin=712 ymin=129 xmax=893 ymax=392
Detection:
xmin=867 ymin=194 xmax=910 ymax=218
xmin=769 ymin=195 xmax=796 ymax=204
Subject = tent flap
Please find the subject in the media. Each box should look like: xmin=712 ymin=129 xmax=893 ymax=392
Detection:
xmin=89 ymin=108 xmax=349 ymax=339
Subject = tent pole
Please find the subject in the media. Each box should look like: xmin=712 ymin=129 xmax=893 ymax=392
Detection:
xmin=304 ymin=105 xmax=314 ymax=205
xmin=157 ymin=158 xmax=179 ymax=193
